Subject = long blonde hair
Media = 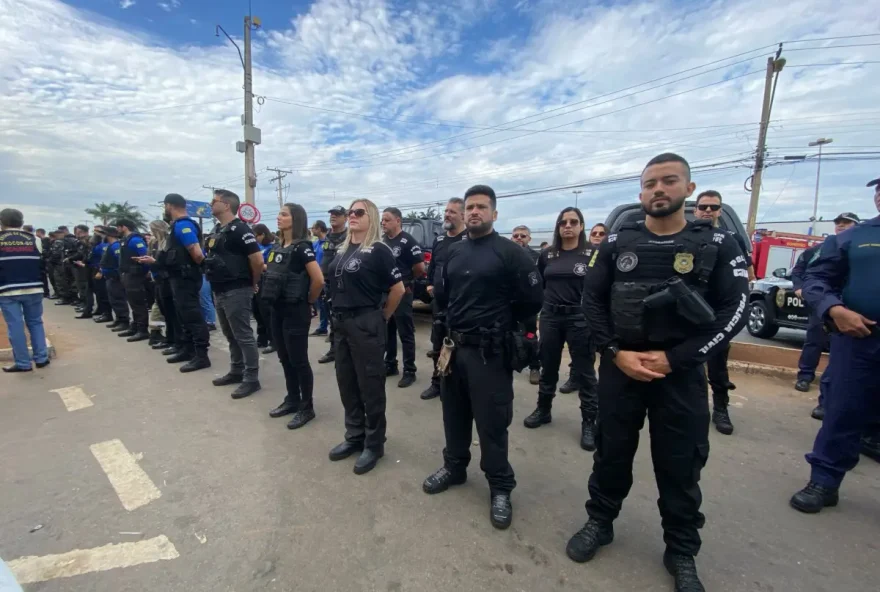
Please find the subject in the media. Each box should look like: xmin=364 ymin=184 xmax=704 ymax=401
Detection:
xmin=339 ymin=198 xmax=385 ymax=253
xmin=149 ymin=220 xmax=170 ymax=250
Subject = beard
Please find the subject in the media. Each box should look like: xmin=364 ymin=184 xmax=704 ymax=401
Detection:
xmin=467 ymin=219 xmax=493 ymax=236
xmin=443 ymin=220 xmax=454 ymax=231
xmin=642 ymin=195 xmax=686 ymax=218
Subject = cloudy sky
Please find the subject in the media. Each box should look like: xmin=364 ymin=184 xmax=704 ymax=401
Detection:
xmin=2 ymin=0 xmax=879 ymax=234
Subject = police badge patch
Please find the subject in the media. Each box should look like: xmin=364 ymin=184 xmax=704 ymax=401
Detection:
xmin=208 ymin=238 xmax=216 ymax=248
xmin=573 ymin=262 xmax=587 ymax=276
xmin=775 ymin=288 xmax=786 ymax=308
xmin=673 ymin=253 xmax=694 ymax=274
xmin=275 ymin=254 xmax=283 ymax=263
xmin=392 ymin=246 xmax=402 ymax=257
xmin=617 ymin=252 xmax=638 ymax=272
xmin=528 ymin=271 xmax=540 ymax=286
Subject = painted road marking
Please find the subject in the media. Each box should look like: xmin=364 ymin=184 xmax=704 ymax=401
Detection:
xmin=8 ymin=535 xmax=179 ymax=584
xmin=49 ymin=386 xmax=93 ymax=412
xmin=90 ymin=440 xmax=161 ymax=511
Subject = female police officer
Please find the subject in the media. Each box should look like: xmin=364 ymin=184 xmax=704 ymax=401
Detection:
xmin=327 ymin=199 xmax=404 ymax=475
xmin=523 ymin=207 xmax=599 ymax=451
xmin=262 ymin=204 xmax=324 ymax=430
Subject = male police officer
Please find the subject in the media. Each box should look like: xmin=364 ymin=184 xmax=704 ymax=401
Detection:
xmin=318 ymin=206 xmax=348 ymax=364
xmin=89 ymin=228 xmax=112 ymax=322
xmin=511 ymin=225 xmax=542 ymax=385
xmin=791 ymin=212 xmax=860 ymax=419
xmin=692 ymin=190 xmax=753 ymax=436
xmin=421 ymin=197 xmax=466 ymax=401
xmin=381 ymin=207 xmax=425 ymax=388
xmin=205 ymin=189 xmax=264 ymax=398
xmin=99 ymin=226 xmax=130 ymax=331
xmin=565 ymin=154 xmax=748 ymax=592
xmin=790 ymin=179 xmax=880 ymax=513
xmin=115 ymin=219 xmax=151 ymax=342
xmin=423 ymin=185 xmax=543 ymax=530
xmin=53 ymin=226 xmax=78 ymax=305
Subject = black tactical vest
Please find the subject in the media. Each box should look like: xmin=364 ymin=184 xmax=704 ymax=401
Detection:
xmin=49 ymin=239 xmax=65 ymax=264
xmin=119 ymin=233 xmax=147 ymax=276
xmin=165 ymin=217 xmax=203 ymax=279
xmin=204 ymin=219 xmax=251 ymax=284
xmin=100 ymin=241 xmax=119 ymax=276
xmin=261 ymin=240 xmax=312 ymax=304
xmin=608 ymin=220 xmax=718 ymax=345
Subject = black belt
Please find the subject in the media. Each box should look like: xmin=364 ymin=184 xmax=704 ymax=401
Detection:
xmin=332 ymin=306 xmax=379 ymax=320
xmin=449 ymin=330 xmax=483 ymax=346
xmin=544 ymin=303 xmax=582 ymax=315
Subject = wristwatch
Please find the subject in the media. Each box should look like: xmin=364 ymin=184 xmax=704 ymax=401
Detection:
xmin=606 ymin=345 xmax=620 ymax=359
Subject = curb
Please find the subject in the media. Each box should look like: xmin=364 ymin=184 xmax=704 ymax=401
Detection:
xmin=728 ymin=360 xmax=800 ymax=380
xmin=0 ymin=337 xmax=56 ymax=363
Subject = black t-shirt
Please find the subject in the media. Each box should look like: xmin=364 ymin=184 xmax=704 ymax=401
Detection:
xmin=207 ymin=219 xmax=262 ymax=293
xmin=383 ymin=230 xmax=424 ymax=283
xmin=270 ymin=240 xmax=316 ymax=273
xmin=538 ymin=246 xmax=595 ymax=307
xmin=427 ymin=230 xmax=466 ymax=287
xmin=329 ymin=242 xmax=402 ymax=309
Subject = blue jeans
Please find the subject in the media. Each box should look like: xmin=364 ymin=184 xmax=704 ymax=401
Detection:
xmin=0 ymin=293 xmax=49 ymax=368
xmin=316 ymin=298 xmax=328 ymax=332
xmin=199 ymin=276 xmax=216 ymax=325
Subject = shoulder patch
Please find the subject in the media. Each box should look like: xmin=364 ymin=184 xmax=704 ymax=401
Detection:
xmin=182 ymin=227 xmax=192 ymax=234
xmin=712 ymin=233 xmax=726 ymax=244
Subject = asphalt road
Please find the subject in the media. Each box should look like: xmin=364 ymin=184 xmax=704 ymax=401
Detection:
xmin=1 ymin=305 xmax=877 ymax=592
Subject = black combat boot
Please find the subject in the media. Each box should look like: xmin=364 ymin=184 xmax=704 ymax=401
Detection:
xmin=166 ymin=350 xmax=193 ymax=364
xmin=110 ymin=321 xmax=131 ymax=333
xmin=860 ymin=435 xmax=880 ymax=463
xmin=318 ymin=350 xmax=335 ymax=364
xmin=523 ymin=406 xmax=552 ymax=428
xmin=93 ymin=314 xmax=113 ymax=323
xmin=179 ymin=353 xmax=211 ymax=373
xmin=397 ymin=372 xmax=416 ymax=388
xmin=789 ymin=481 xmax=839 ymax=513
xmin=528 ymin=367 xmax=540 ymax=385
xmin=329 ymin=440 xmax=363 ymax=461
xmin=422 ymin=466 xmax=467 ymax=494
xmin=559 ymin=377 xmax=578 ymax=394
xmin=663 ymin=551 xmax=705 ymax=592
xmin=712 ymin=407 xmax=734 ymax=435
xmin=162 ymin=345 xmax=182 ymax=356
xmin=75 ymin=310 xmax=93 ymax=319
xmin=287 ymin=408 xmax=315 ymax=430
xmin=269 ymin=401 xmax=297 ymax=418
xmin=231 ymin=381 xmax=261 ymax=399
xmin=117 ymin=327 xmax=138 ymax=338
xmin=490 ymin=494 xmax=512 ymax=529
xmin=794 ymin=379 xmax=811 ymax=392
xmin=566 ymin=518 xmax=614 ymax=563
xmin=148 ymin=330 xmax=163 ymax=346
xmin=811 ymin=405 xmax=825 ymax=420
xmin=353 ymin=447 xmax=384 ymax=475
xmin=420 ymin=383 xmax=441 ymax=400
xmin=126 ymin=329 xmax=150 ymax=342
xmin=580 ymin=419 xmax=596 ymax=451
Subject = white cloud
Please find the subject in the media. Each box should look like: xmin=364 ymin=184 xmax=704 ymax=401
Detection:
xmin=120 ymin=0 xmax=135 ymax=9
xmin=1 ymin=0 xmax=879 ymax=234
xmin=157 ymin=0 xmax=180 ymax=12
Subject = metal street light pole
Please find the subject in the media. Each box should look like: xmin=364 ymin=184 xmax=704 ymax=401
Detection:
xmin=572 ymin=189 xmax=583 ymax=209
xmin=808 ymin=137 xmax=832 ymax=235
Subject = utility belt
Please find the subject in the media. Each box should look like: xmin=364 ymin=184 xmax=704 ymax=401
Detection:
xmin=543 ymin=303 xmax=582 ymax=315
xmin=332 ymin=306 xmax=379 ymax=321
xmin=449 ymin=330 xmax=485 ymax=347
xmin=444 ymin=326 xmax=538 ymax=372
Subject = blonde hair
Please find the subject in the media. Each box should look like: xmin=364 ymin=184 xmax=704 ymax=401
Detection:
xmin=149 ymin=220 xmax=170 ymax=250
xmin=339 ymin=198 xmax=385 ymax=253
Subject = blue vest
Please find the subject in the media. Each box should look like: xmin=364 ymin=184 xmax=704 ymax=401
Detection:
xmin=842 ymin=220 xmax=880 ymax=321
xmin=0 ymin=230 xmax=42 ymax=295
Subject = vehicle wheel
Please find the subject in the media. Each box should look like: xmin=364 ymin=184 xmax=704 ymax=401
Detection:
xmin=747 ymin=300 xmax=779 ymax=338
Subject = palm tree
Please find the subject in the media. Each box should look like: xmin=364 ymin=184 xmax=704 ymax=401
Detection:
xmin=84 ymin=202 xmax=116 ymax=225
xmin=85 ymin=201 xmax=148 ymax=229
xmin=404 ymin=207 xmax=440 ymax=221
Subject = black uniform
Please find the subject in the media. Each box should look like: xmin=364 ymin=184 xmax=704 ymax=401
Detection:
xmin=383 ymin=230 xmax=424 ymax=375
xmin=100 ymin=241 xmax=129 ymax=323
xmin=521 ymin=245 xmax=541 ymax=372
xmin=150 ymin=238 xmax=182 ymax=349
xmin=71 ymin=237 xmax=91 ymax=307
xmin=426 ymin=230 xmax=466 ymax=389
xmin=580 ymin=220 xmax=748 ymax=557
xmin=330 ymin=241 xmax=402 ymax=450
xmin=262 ymin=240 xmax=317 ymax=412
xmin=534 ymin=245 xmax=599 ymax=419
xmin=119 ymin=233 xmax=150 ymax=334
xmin=39 ymin=235 xmax=51 ymax=297
xmin=46 ymin=237 xmax=61 ymax=297
xmin=319 ymin=229 xmax=348 ymax=358
xmin=165 ymin=217 xmax=209 ymax=357
xmin=54 ymin=234 xmax=78 ymax=302
xmin=436 ymin=231 xmax=544 ymax=494
xmin=791 ymin=243 xmax=827 ymax=388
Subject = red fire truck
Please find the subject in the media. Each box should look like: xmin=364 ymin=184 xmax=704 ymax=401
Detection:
xmin=751 ymin=230 xmax=826 ymax=279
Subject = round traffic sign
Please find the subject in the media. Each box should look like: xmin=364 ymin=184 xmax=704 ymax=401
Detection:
xmin=238 ymin=203 xmax=261 ymax=224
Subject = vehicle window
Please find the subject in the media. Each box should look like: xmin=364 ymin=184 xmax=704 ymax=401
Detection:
xmin=609 ymin=205 xmax=746 ymax=251
xmin=402 ymin=222 xmax=425 ymax=246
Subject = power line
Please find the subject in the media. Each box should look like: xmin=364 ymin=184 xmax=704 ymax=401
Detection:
xmin=782 ymin=33 xmax=880 ymax=43
xmin=784 ymin=43 xmax=880 ymax=52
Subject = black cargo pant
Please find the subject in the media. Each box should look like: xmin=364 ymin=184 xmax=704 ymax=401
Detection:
xmin=334 ymin=308 xmax=387 ymax=450
xmin=587 ymin=356 xmax=710 ymax=557
xmin=537 ymin=309 xmax=598 ymax=420
xmin=74 ymin=266 xmax=89 ymax=304
xmin=254 ymin=293 xmax=273 ymax=347
xmin=92 ymin=271 xmax=110 ymax=315
xmin=385 ymin=291 xmax=416 ymax=373
xmin=105 ymin=275 xmax=129 ymax=322
xmin=40 ymin=259 xmax=50 ymax=297
xmin=54 ymin=263 xmax=76 ymax=301
xmin=428 ymin=300 xmax=446 ymax=388
xmin=441 ymin=341 xmax=516 ymax=495
xmin=156 ymin=279 xmax=182 ymax=347
xmin=706 ymin=344 xmax=732 ymax=409
xmin=122 ymin=272 xmax=149 ymax=332
xmin=170 ymin=275 xmax=209 ymax=355
xmin=272 ymin=301 xmax=314 ymax=411
xmin=79 ymin=267 xmax=95 ymax=312
xmin=522 ymin=315 xmax=540 ymax=371
xmin=47 ymin=263 xmax=59 ymax=296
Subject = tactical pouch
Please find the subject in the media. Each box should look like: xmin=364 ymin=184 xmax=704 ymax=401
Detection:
xmin=260 ymin=274 xmax=283 ymax=303
xmin=610 ymin=282 xmax=651 ymax=343
xmin=203 ymin=256 xmax=228 ymax=283
xmin=437 ymin=337 xmax=456 ymax=376
xmin=505 ymin=330 xmax=539 ymax=373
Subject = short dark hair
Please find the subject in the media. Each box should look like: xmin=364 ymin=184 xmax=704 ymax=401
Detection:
xmin=312 ymin=220 xmax=328 ymax=233
xmin=214 ymin=189 xmax=240 ymax=213
xmin=383 ymin=207 xmax=402 ymax=220
xmin=447 ymin=197 xmax=465 ymax=210
xmin=36 ymin=228 xmax=46 ymax=234
xmin=464 ymin=184 xmax=497 ymax=209
xmin=0 ymin=208 xmax=23 ymax=228
xmin=75 ymin=224 xmax=90 ymax=234
xmin=22 ymin=224 xmax=34 ymax=232
xmin=57 ymin=225 xmax=69 ymax=232
xmin=696 ymin=190 xmax=722 ymax=205
xmin=643 ymin=153 xmax=691 ymax=180
xmin=115 ymin=218 xmax=138 ymax=231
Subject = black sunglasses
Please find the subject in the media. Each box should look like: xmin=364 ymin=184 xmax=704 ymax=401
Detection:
xmin=512 ymin=233 xmax=529 ymax=239
xmin=347 ymin=208 xmax=367 ymax=218
xmin=590 ymin=230 xmax=606 ymax=237
xmin=558 ymin=219 xmax=581 ymax=227
xmin=697 ymin=204 xmax=722 ymax=212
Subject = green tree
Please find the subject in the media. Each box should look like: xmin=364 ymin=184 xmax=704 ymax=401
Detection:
xmin=84 ymin=202 xmax=116 ymax=225
xmin=404 ymin=207 xmax=440 ymax=221
xmin=86 ymin=201 xmax=148 ymax=229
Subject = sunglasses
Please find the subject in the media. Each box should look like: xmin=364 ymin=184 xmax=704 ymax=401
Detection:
xmin=347 ymin=208 xmax=367 ymax=218
xmin=512 ymin=233 xmax=529 ymax=239
xmin=590 ymin=231 xmax=606 ymax=237
xmin=697 ymin=204 xmax=722 ymax=212
xmin=558 ymin=219 xmax=581 ymax=227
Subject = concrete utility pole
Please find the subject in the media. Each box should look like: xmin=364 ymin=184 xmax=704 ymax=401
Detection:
xmin=267 ymin=168 xmax=293 ymax=208
xmin=746 ymin=53 xmax=786 ymax=236
xmin=808 ymin=138 xmax=833 ymax=235
xmin=572 ymin=189 xmax=583 ymax=209
xmin=216 ymin=15 xmax=262 ymax=205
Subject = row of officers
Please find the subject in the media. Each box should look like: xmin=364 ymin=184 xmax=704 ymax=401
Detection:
xmin=28 ymin=154 xmax=877 ymax=592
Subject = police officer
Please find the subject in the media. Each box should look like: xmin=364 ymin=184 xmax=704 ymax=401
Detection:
xmin=115 ymin=219 xmax=151 ymax=342
xmin=74 ymin=232 xmax=101 ymax=319
xmin=34 ymin=228 xmax=51 ymax=298
xmin=524 ymin=207 xmax=599 ymax=451
xmin=69 ymin=225 xmax=92 ymax=314
xmin=423 ymin=185 xmax=543 ymax=530
xmin=53 ymin=226 xmax=78 ymax=305
xmin=510 ymin=224 xmax=542 ymax=385
xmin=692 ymin=190 xmax=754 ymax=436
xmin=204 ymin=189 xmax=265 ymax=398
xmin=381 ymin=207 xmax=425 ymax=388
xmin=317 ymin=206 xmax=348 ymax=364
xmin=99 ymin=226 xmax=130 ymax=331
xmin=158 ymin=193 xmax=211 ymax=372
xmin=46 ymin=230 xmax=61 ymax=299
xmin=565 ymin=154 xmax=748 ymax=591
xmin=791 ymin=212 xmax=860 ymax=419
xmin=328 ymin=199 xmax=404 ymax=475
xmin=790 ymin=179 xmax=880 ymax=514
xmin=420 ymin=197 xmax=466 ymax=401
xmin=263 ymin=203 xmax=325 ymax=429
xmin=90 ymin=229 xmax=112 ymax=323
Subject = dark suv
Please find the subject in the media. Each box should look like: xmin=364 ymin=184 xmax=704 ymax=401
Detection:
xmin=603 ymin=201 xmax=752 ymax=246
xmin=746 ymin=267 xmax=809 ymax=338
xmin=401 ymin=218 xmax=443 ymax=303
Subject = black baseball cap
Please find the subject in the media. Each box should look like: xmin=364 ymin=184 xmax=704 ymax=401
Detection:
xmin=833 ymin=212 xmax=860 ymax=224
xmin=867 ymin=177 xmax=880 ymax=188
xmin=328 ymin=205 xmax=346 ymax=216
xmin=163 ymin=193 xmax=187 ymax=208
xmin=97 ymin=226 xmax=120 ymax=238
